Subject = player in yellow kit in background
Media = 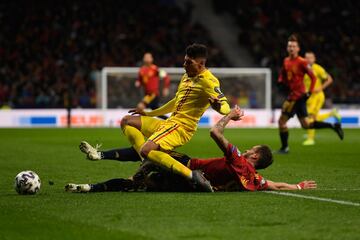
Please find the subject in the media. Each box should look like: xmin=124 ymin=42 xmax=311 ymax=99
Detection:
xmin=119 ymin=43 xmax=230 ymax=191
xmin=303 ymin=51 xmax=342 ymax=146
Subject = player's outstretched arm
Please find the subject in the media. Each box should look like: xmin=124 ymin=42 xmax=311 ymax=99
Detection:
xmin=266 ymin=180 xmax=317 ymax=191
xmin=210 ymin=106 xmax=244 ymax=154
xmin=129 ymin=97 xmax=176 ymax=116
xmin=320 ymin=74 xmax=333 ymax=92
xmin=204 ymin=79 xmax=230 ymax=115
xmin=209 ymin=96 xmax=231 ymax=115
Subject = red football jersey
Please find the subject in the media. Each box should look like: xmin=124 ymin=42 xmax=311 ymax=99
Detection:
xmin=189 ymin=144 xmax=268 ymax=191
xmin=278 ymin=56 xmax=316 ymax=100
xmin=137 ymin=64 xmax=170 ymax=96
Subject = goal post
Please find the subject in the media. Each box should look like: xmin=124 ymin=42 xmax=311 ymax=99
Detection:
xmin=100 ymin=67 xmax=271 ymax=110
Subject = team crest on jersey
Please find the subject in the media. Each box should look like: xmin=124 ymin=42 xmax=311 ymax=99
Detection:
xmin=214 ymin=87 xmax=225 ymax=98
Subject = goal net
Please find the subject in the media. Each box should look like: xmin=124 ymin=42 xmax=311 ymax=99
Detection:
xmin=99 ymin=67 xmax=271 ymax=110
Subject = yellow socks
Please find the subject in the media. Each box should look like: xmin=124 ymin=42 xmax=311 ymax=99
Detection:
xmin=122 ymin=125 xmax=145 ymax=153
xmin=307 ymin=129 xmax=315 ymax=140
xmin=122 ymin=124 xmax=193 ymax=179
xmin=317 ymin=112 xmax=332 ymax=121
xmin=147 ymin=150 xmax=192 ymax=179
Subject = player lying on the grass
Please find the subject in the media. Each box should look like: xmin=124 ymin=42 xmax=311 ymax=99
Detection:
xmin=66 ymin=107 xmax=317 ymax=192
xmin=276 ymin=34 xmax=343 ymax=154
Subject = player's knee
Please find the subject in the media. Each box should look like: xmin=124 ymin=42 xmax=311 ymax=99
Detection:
xmin=140 ymin=142 xmax=153 ymax=158
xmin=278 ymin=118 xmax=286 ymax=128
xmin=300 ymin=118 xmax=311 ymax=129
xmin=120 ymin=115 xmax=131 ymax=129
xmin=140 ymin=145 xmax=151 ymax=158
xmin=140 ymin=142 xmax=158 ymax=158
xmin=301 ymin=121 xmax=310 ymax=129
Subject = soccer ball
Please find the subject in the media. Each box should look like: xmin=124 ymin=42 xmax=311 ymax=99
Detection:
xmin=14 ymin=170 xmax=41 ymax=195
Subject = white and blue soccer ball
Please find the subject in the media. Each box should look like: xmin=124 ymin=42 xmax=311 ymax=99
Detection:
xmin=14 ymin=170 xmax=41 ymax=195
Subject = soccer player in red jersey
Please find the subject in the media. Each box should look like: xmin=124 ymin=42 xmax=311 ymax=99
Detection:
xmin=67 ymin=107 xmax=316 ymax=193
xmin=276 ymin=35 xmax=343 ymax=154
xmin=136 ymin=52 xmax=170 ymax=117
xmin=187 ymin=106 xmax=314 ymax=191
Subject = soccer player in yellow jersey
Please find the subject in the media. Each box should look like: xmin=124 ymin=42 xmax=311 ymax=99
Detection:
xmin=303 ymin=51 xmax=341 ymax=146
xmin=120 ymin=44 xmax=230 ymax=191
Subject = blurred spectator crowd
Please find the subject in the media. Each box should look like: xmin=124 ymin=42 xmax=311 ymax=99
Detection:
xmin=214 ymin=0 xmax=360 ymax=106
xmin=1 ymin=0 xmax=358 ymax=109
xmin=0 ymin=0 xmax=227 ymax=108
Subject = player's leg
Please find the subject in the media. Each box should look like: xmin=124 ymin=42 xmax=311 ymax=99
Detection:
xmin=79 ymin=141 xmax=141 ymax=161
xmin=100 ymin=147 xmax=141 ymax=161
xmin=317 ymin=108 xmax=341 ymax=123
xmin=300 ymin=117 xmax=344 ymax=140
xmin=90 ymin=178 xmax=135 ymax=192
xmin=65 ymin=178 xmax=135 ymax=193
xmin=304 ymin=97 xmax=342 ymax=145
xmin=303 ymin=94 xmax=322 ymax=145
xmin=120 ymin=115 xmax=163 ymax=154
xmin=303 ymin=116 xmax=316 ymax=146
xmin=276 ymin=100 xmax=294 ymax=153
xmin=278 ymin=113 xmax=290 ymax=153
xmin=140 ymin=141 xmax=193 ymax=179
xmin=297 ymin=94 xmax=343 ymax=139
xmin=121 ymin=115 xmax=146 ymax=153
xmin=145 ymin=171 xmax=194 ymax=192
xmin=140 ymin=125 xmax=213 ymax=192
xmin=298 ymin=103 xmax=344 ymax=141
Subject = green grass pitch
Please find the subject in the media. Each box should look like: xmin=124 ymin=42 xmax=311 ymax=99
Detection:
xmin=0 ymin=128 xmax=359 ymax=240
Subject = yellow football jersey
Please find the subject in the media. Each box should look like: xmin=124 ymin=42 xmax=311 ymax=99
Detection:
xmin=168 ymin=69 xmax=230 ymax=131
xmin=304 ymin=63 xmax=328 ymax=92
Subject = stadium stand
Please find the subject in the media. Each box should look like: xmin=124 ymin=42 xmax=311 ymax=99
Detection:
xmin=0 ymin=0 xmax=358 ymax=109
xmin=0 ymin=0 xmax=228 ymax=108
xmin=212 ymin=0 xmax=360 ymax=106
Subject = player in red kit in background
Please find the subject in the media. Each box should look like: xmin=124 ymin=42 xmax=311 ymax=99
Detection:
xmin=136 ymin=52 xmax=170 ymax=119
xmin=276 ymin=35 xmax=343 ymax=154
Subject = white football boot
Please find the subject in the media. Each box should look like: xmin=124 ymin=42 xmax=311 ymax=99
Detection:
xmin=79 ymin=141 xmax=102 ymax=160
xmin=65 ymin=183 xmax=91 ymax=193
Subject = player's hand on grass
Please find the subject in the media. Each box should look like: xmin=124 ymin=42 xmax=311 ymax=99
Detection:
xmin=128 ymin=107 xmax=146 ymax=116
xmin=228 ymin=105 xmax=244 ymax=121
xmin=297 ymin=180 xmax=317 ymax=190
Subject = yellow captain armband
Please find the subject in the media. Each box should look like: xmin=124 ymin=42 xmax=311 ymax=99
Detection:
xmin=219 ymin=101 xmax=231 ymax=115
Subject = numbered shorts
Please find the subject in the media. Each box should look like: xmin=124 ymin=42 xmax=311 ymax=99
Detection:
xmin=281 ymin=96 xmax=308 ymax=118
xmin=140 ymin=116 xmax=193 ymax=151
xmin=307 ymin=92 xmax=325 ymax=116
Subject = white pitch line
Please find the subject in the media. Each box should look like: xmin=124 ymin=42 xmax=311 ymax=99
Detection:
xmin=315 ymin=189 xmax=360 ymax=191
xmin=264 ymin=191 xmax=360 ymax=207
